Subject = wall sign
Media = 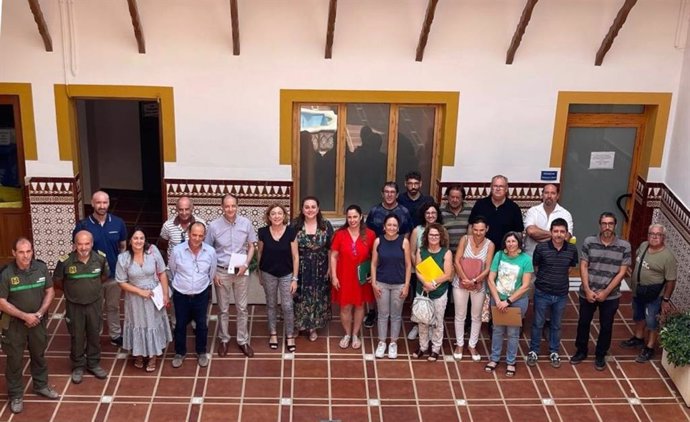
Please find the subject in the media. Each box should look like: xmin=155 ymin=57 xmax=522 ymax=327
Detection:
xmin=540 ymin=171 xmax=558 ymax=181
xmin=589 ymin=151 xmax=616 ymax=170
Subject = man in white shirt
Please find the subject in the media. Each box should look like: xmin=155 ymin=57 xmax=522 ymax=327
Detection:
xmin=524 ymin=184 xmax=574 ymax=256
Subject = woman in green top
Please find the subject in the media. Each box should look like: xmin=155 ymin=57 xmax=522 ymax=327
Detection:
xmin=412 ymin=223 xmax=453 ymax=362
xmin=485 ymin=231 xmax=533 ymax=377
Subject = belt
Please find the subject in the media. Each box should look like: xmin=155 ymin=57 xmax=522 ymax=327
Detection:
xmin=217 ymin=265 xmax=228 ymax=270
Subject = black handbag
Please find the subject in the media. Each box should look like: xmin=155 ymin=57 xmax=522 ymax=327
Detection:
xmin=634 ymin=246 xmax=665 ymax=303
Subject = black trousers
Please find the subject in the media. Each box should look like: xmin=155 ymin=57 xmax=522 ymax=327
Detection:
xmin=575 ymin=296 xmax=620 ymax=358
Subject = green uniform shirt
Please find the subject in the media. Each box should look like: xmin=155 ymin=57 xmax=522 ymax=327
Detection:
xmin=53 ymin=251 xmax=109 ymax=305
xmin=0 ymin=260 xmax=52 ymax=313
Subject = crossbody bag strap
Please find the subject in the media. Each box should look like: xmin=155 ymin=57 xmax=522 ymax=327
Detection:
xmin=636 ymin=245 xmax=649 ymax=285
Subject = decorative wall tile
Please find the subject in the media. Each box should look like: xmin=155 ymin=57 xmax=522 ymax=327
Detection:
xmin=653 ymin=209 xmax=690 ymax=312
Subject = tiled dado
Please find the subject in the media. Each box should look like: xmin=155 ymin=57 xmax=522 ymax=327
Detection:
xmin=28 ymin=177 xmax=78 ymax=269
xmin=164 ymin=179 xmax=293 ymax=232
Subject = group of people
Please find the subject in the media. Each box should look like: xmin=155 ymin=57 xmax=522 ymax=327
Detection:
xmin=0 ymin=172 xmax=678 ymax=414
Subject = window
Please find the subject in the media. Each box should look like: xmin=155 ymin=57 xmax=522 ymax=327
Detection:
xmin=296 ymin=102 xmax=441 ymax=214
xmin=0 ymin=99 xmax=23 ymax=208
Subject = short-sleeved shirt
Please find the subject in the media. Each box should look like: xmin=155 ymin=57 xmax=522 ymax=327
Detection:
xmin=0 ymin=260 xmax=52 ymax=313
xmin=523 ymin=203 xmax=574 ymax=256
xmin=533 ymin=241 xmax=578 ymax=296
xmin=53 ymin=251 xmax=109 ymax=304
xmin=365 ymin=204 xmax=413 ymax=236
xmin=258 ymin=225 xmax=298 ymax=277
xmin=73 ymin=214 xmax=127 ymax=273
xmin=579 ymin=235 xmax=631 ymax=301
xmin=205 ymin=215 xmax=257 ymax=267
xmin=159 ymin=215 xmax=206 ymax=260
xmin=469 ymin=196 xmax=524 ymax=248
xmin=631 ymin=241 xmax=677 ymax=292
xmin=442 ymin=205 xmax=471 ymax=253
xmin=397 ymin=192 xmax=435 ymax=227
xmin=490 ymin=251 xmax=533 ymax=301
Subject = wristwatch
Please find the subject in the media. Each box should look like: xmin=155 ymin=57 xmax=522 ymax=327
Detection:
xmin=506 ymin=298 xmax=513 ymax=305
xmin=662 ymin=297 xmax=671 ymax=302
xmin=291 ymin=276 xmax=298 ymax=282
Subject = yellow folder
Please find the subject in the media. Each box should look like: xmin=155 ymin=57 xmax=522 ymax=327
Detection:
xmin=415 ymin=256 xmax=444 ymax=282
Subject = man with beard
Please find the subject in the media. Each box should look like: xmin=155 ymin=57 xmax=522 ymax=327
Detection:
xmin=0 ymin=238 xmax=59 ymax=414
xmin=73 ymin=190 xmax=127 ymax=348
xmin=571 ymin=212 xmax=631 ymax=371
xmin=53 ymin=230 xmax=110 ymax=384
xmin=469 ymin=175 xmax=524 ymax=249
xmin=524 ymin=184 xmax=574 ymax=256
xmin=397 ymin=171 xmax=435 ymax=227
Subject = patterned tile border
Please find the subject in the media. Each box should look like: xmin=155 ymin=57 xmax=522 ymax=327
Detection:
xmin=437 ymin=181 xmax=550 ymax=210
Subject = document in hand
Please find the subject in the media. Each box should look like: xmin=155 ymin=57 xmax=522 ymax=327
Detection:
xmin=490 ymin=306 xmax=522 ymax=327
xmin=229 ymin=253 xmax=249 ymax=275
xmin=151 ymin=284 xmax=165 ymax=311
xmin=415 ymin=256 xmax=444 ymax=282
xmin=357 ymin=260 xmax=371 ymax=285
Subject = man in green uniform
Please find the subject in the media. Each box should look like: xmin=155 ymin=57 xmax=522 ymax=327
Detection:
xmin=53 ymin=230 xmax=110 ymax=384
xmin=0 ymin=237 xmax=59 ymax=414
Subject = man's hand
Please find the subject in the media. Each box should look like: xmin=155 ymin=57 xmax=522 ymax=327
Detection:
xmin=585 ymin=289 xmax=597 ymax=303
xmin=23 ymin=312 xmax=41 ymax=328
xmin=214 ymin=274 xmax=222 ymax=287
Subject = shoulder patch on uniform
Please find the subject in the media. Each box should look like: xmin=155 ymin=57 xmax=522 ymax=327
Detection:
xmin=97 ymin=250 xmax=106 ymax=257
xmin=59 ymin=254 xmax=70 ymax=262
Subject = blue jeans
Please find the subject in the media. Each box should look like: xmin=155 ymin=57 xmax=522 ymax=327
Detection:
xmin=173 ymin=287 xmax=210 ymax=356
xmin=490 ymin=295 xmax=528 ymax=365
xmin=632 ymin=295 xmax=662 ymax=330
xmin=530 ymin=288 xmax=567 ymax=354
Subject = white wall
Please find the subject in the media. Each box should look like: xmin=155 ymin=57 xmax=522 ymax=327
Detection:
xmin=0 ymin=0 xmax=687 ymax=187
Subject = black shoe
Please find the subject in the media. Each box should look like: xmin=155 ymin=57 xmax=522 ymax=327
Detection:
xmin=570 ymin=351 xmax=587 ymax=365
xmin=620 ymin=336 xmax=645 ymax=349
xmin=363 ymin=310 xmax=376 ymax=329
xmin=635 ymin=347 xmax=654 ymax=363
xmin=594 ymin=355 xmax=607 ymax=371
xmin=110 ymin=336 xmax=123 ymax=347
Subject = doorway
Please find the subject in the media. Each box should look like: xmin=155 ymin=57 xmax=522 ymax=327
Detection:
xmin=75 ymin=99 xmax=163 ymax=241
xmin=559 ymin=105 xmax=645 ymax=243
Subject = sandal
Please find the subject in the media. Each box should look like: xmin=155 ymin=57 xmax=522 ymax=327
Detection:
xmin=469 ymin=347 xmax=481 ymax=362
xmin=485 ymin=361 xmax=499 ymax=373
xmin=134 ymin=356 xmax=144 ymax=369
xmin=145 ymin=356 xmax=157 ymax=373
xmin=269 ymin=334 xmax=278 ymax=350
xmin=412 ymin=348 xmax=427 ymax=359
xmin=286 ymin=337 xmax=296 ymax=353
xmin=428 ymin=352 xmax=439 ymax=362
xmin=309 ymin=329 xmax=318 ymax=342
xmin=351 ymin=335 xmax=361 ymax=350
xmin=339 ymin=335 xmax=351 ymax=349
xmin=506 ymin=364 xmax=516 ymax=378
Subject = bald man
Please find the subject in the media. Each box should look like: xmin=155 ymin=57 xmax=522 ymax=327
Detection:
xmin=73 ymin=191 xmax=127 ymax=347
xmin=53 ymin=230 xmax=110 ymax=383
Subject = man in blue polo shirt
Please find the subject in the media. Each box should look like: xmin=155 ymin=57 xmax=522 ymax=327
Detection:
xmin=526 ymin=218 xmax=578 ymax=369
xmin=73 ymin=190 xmax=127 ymax=347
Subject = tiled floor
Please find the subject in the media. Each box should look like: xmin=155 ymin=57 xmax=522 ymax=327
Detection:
xmin=0 ymin=292 xmax=688 ymax=422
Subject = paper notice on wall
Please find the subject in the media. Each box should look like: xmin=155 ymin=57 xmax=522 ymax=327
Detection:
xmin=589 ymin=151 xmax=615 ymax=169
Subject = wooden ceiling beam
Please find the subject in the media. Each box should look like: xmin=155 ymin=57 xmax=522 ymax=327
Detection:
xmin=324 ymin=0 xmax=337 ymax=59
xmin=595 ymin=0 xmax=637 ymax=66
xmin=230 ymin=0 xmax=240 ymax=55
xmin=505 ymin=0 xmax=538 ymax=65
xmin=126 ymin=0 xmax=146 ymax=54
xmin=415 ymin=0 xmax=439 ymax=62
xmin=27 ymin=0 xmax=53 ymax=52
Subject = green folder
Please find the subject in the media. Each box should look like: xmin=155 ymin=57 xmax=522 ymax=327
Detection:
xmin=357 ymin=260 xmax=371 ymax=285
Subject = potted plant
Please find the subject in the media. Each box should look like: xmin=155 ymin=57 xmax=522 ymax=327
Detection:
xmin=660 ymin=310 xmax=690 ymax=406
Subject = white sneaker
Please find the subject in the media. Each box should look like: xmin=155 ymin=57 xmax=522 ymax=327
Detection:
xmin=407 ymin=325 xmax=419 ymax=340
xmin=375 ymin=341 xmax=387 ymax=359
xmin=388 ymin=342 xmax=398 ymax=359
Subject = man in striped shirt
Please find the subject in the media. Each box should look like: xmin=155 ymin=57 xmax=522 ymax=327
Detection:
xmin=526 ymin=218 xmax=578 ymax=369
xmin=571 ymin=212 xmax=631 ymax=371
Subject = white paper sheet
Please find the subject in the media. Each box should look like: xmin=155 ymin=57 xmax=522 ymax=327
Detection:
xmin=228 ymin=253 xmax=249 ymax=275
xmin=151 ymin=284 xmax=165 ymax=311
xmin=589 ymin=151 xmax=615 ymax=169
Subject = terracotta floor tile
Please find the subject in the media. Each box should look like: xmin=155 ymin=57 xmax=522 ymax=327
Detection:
xmin=115 ymin=376 xmax=157 ymax=397
xmin=415 ymin=380 xmax=455 ymax=400
xmin=246 ymin=359 xmax=283 ymax=377
xmin=381 ymin=405 xmax=421 ymax=422
xmin=239 ymin=404 xmax=280 ymax=422
xmin=505 ymin=405 xmax=549 ymax=422
xmin=468 ymin=404 xmax=509 ymax=421
xmin=411 ymin=360 xmax=451 ymax=380
xmin=330 ymin=360 xmax=366 ymax=378
xmin=290 ymin=405 xmax=330 ymax=421
xmin=419 ymin=405 xmax=460 ymax=419
xmin=461 ymin=380 xmax=500 ymax=400
xmin=147 ymin=403 xmax=190 ymax=422
xmin=533 ymin=361 xmax=579 ymax=379
xmin=293 ymin=377 xmax=329 ymax=399
xmin=629 ymin=378 xmax=675 ymax=398
xmin=331 ymin=405 xmax=371 ymax=422
xmin=155 ymin=377 xmax=196 ymax=397
xmin=244 ymin=378 xmax=281 ymax=398
xmin=498 ymin=379 xmax=539 ymax=399
xmin=583 ymin=379 xmax=627 ymax=399
xmin=594 ymin=404 xmax=638 ymax=421
xmin=204 ymin=377 xmax=243 ymax=398
xmin=293 ymin=359 xmax=328 ymax=378
xmin=378 ymin=379 xmax=415 ymax=400
xmin=573 ymin=361 xmax=617 ymax=379
xmin=556 ymin=404 xmax=600 ymax=422
xmin=545 ymin=379 xmax=588 ymax=399
xmin=198 ymin=404 xmax=240 ymax=422
xmin=104 ymin=403 xmax=150 ymax=422
xmin=642 ymin=403 xmax=690 ymax=421
xmin=52 ymin=402 xmax=100 ymax=422
xmin=457 ymin=361 xmax=492 ymax=380
xmin=618 ymin=361 xmax=664 ymax=379
xmin=331 ymin=379 xmax=368 ymax=399
xmin=207 ymin=359 xmax=246 ymax=377
xmin=375 ymin=360 xmax=413 ymax=379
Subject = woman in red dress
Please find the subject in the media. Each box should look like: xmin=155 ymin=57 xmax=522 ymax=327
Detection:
xmin=330 ymin=204 xmax=375 ymax=350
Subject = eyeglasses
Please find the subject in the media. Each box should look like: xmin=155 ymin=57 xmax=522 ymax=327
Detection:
xmin=648 ymin=232 xmax=664 ymax=238
xmin=600 ymin=222 xmax=616 ymax=227
xmin=491 ymin=185 xmax=507 ymax=190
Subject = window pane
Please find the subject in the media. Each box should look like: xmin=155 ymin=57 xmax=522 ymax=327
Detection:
xmin=344 ymin=104 xmax=390 ymax=211
xmin=299 ymin=105 xmax=337 ymax=211
xmin=396 ymin=106 xmax=435 ymax=196
xmin=0 ymin=104 xmax=22 ymax=208
xmin=568 ymin=104 xmax=644 ymax=114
